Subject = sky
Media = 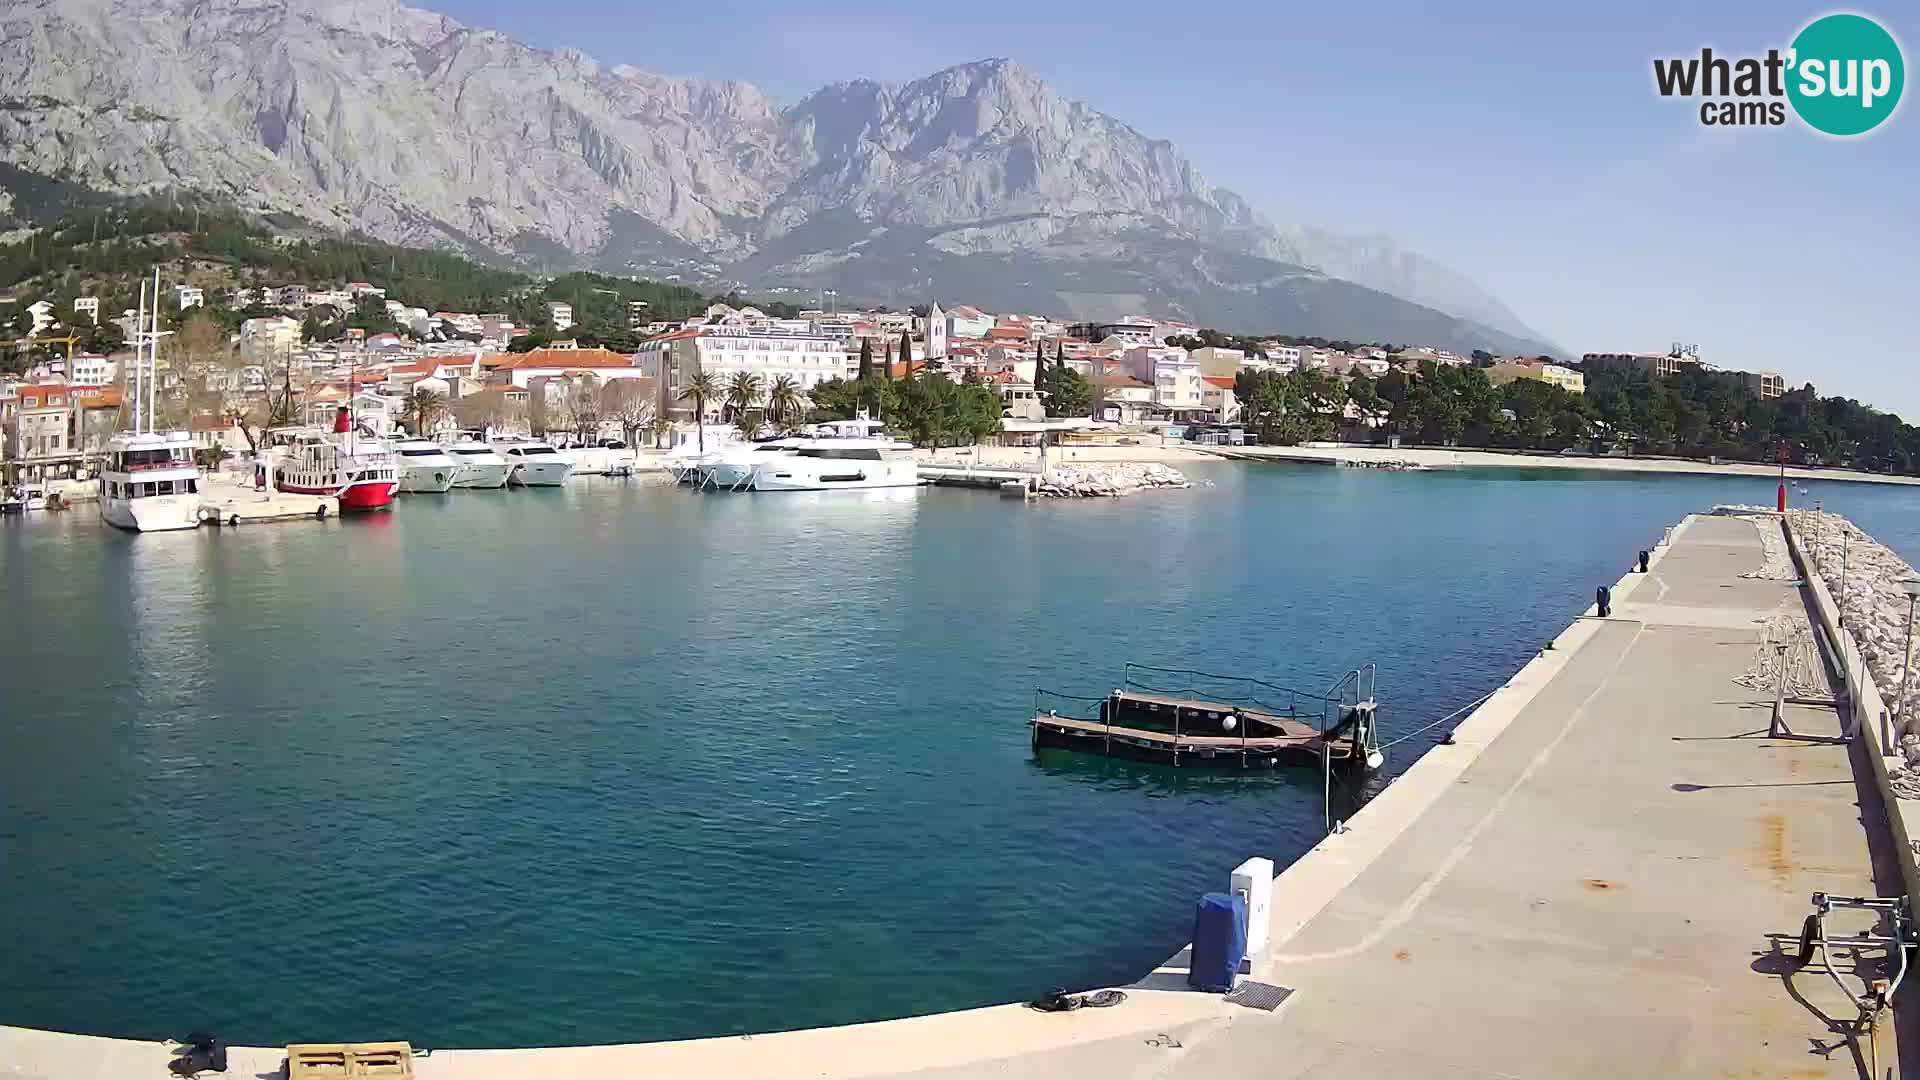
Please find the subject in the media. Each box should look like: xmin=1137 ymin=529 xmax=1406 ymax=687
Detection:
xmin=431 ymin=0 xmax=1920 ymax=416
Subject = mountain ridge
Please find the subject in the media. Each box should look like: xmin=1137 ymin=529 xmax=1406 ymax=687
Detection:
xmin=0 ymin=0 xmax=1560 ymax=355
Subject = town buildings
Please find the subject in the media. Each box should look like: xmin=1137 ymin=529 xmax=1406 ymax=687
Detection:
xmin=635 ymin=323 xmax=856 ymax=421
xmin=1488 ymin=359 xmax=1585 ymax=394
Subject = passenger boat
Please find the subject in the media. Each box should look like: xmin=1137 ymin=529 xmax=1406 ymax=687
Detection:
xmin=100 ymin=432 xmax=201 ymax=532
xmin=390 ymin=439 xmax=460 ymax=494
xmin=275 ymin=409 xmax=399 ymax=512
xmin=491 ymin=438 xmax=574 ymax=486
xmin=443 ymin=436 xmax=512 ymax=489
xmin=99 ymin=271 xmax=202 ymax=532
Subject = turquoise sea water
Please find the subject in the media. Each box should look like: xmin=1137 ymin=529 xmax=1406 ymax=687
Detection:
xmin=5 ymin=462 xmax=1920 ymax=1048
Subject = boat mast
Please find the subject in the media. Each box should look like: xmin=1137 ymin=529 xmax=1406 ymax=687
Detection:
xmin=131 ymin=280 xmax=147 ymax=434
xmin=148 ymin=268 xmax=161 ymax=435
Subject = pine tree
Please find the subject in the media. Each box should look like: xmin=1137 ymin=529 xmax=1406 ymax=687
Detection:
xmin=858 ymin=337 xmax=873 ymax=381
xmin=1033 ymin=341 xmax=1047 ymax=403
xmin=899 ymin=330 xmax=914 ymax=381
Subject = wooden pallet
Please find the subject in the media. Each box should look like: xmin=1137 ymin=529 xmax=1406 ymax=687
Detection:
xmin=286 ymin=1042 xmax=414 ymax=1079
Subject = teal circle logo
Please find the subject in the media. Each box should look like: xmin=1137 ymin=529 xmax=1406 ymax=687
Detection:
xmin=1787 ymin=13 xmax=1904 ymax=136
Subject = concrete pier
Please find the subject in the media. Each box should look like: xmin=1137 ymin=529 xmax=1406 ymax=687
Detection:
xmin=2 ymin=514 xmax=1910 ymax=1078
xmin=196 ymin=471 xmax=338 ymax=524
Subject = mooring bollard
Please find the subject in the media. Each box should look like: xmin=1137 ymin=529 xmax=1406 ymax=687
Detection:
xmin=1638 ymin=550 xmax=1650 ymax=573
xmin=1595 ymin=585 xmax=1611 ymax=618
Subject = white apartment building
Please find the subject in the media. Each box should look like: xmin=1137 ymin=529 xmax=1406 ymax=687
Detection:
xmin=72 ymin=296 xmax=99 ymax=324
xmin=274 ymin=285 xmax=308 ymax=309
xmin=548 ymin=302 xmax=574 ymax=333
xmin=174 ymin=285 xmax=205 ymax=311
xmin=638 ymin=325 xmax=856 ymax=421
xmin=239 ymin=315 xmax=303 ymax=367
xmin=1121 ymin=345 xmax=1206 ymax=414
xmin=70 ymin=354 xmax=116 ymax=386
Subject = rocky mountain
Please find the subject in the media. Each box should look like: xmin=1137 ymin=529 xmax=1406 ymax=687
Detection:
xmin=0 ymin=0 xmax=1557 ymax=355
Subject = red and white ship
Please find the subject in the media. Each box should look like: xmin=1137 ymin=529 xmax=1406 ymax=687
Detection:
xmin=275 ymin=407 xmax=400 ymax=512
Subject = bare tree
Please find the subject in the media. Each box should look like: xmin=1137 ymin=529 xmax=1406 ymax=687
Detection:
xmin=602 ymin=378 xmax=659 ymax=447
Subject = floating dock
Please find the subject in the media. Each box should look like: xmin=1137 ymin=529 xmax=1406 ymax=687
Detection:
xmin=1031 ymin=665 xmax=1377 ymax=770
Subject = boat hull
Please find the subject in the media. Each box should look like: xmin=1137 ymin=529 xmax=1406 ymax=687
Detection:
xmin=509 ymin=461 xmax=573 ymax=487
xmin=749 ymin=464 xmax=920 ymax=491
xmin=452 ymin=463 xmax=511 ymax=489
xmin=399 ymin=464 xmax=458 ymax=493
xmin=100 ymin=494 xmax=200 ymax=532
xmin=278 ymin=479 xmax=399 ymax=511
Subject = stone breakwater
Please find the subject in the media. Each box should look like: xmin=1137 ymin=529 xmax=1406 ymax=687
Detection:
xmin=1036 ymin=463 xmax=1193 ymax=498
xmin=1728 ymin=506 xmax=1920 ymax=766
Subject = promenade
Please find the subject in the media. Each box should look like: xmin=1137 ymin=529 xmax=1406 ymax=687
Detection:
xmin=3 ymin=514 xmax=1910 ymax=1078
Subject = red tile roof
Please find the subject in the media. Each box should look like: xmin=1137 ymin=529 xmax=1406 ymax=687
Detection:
xmin=1202 ymin=376 xmax=1237 ymax=388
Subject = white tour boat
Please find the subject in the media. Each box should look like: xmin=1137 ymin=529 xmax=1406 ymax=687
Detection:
xmin=492 ymin=438 xmax=574 ymax=486
xmin=100 ymin=431 xmax=202 ymax=531
xmin=444 ymin=437 xmax=512 ymax=489
xmin=390 ymin=439 xmax=460 ymax=494
xmin=100 ymin=271 xmax=202 ymax=532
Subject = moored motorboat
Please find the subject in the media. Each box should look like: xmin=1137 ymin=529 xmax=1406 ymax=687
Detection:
xmin=390 ymin=439 xmax=460 ymax=494
xmin=492 ymin=438 xmax=574 ymax=486
xmin=444 ymin=436 xmax=512 ymax=489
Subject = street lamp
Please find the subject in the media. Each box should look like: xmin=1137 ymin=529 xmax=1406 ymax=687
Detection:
xmin=1899 ymin=579 xmax=1920 ymax=735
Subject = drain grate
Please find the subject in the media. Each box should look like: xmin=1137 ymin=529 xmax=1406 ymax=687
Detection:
xmin=1224 ymin=980 xmax=1294 ymax=1012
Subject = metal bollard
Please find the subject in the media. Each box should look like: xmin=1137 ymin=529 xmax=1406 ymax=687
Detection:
xmin=1595 ymin=585 xmax=1611 ymax=618
xmin=1638 ymin=550 xmax=1650 ymax=573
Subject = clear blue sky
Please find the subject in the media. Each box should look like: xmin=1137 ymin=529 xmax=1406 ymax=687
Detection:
xmin=435 ymin=0 xmax=1919 ymax=416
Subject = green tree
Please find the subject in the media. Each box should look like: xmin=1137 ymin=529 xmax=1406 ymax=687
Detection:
xmin=723 ymin=370 xmax=763 ymax=421
xmin=765 ymin=374 xmax=803 ymax=432
xmin=1045 ymin=366 xmax=1092 ymax=418
xmin=404 ymin=387 xmax=446 ymax=435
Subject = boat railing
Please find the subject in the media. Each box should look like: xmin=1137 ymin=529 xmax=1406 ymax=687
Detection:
xmin=1121 ymin=662 xmax=1337 ymax=727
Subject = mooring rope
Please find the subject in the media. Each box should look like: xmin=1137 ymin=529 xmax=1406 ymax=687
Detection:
xmin=1734 ymin=611 xmax=1837 ymax=702
xmin=1375 ymin=687 xmax=1503 ymax=752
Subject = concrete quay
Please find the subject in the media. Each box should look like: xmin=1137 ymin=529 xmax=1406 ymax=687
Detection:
xmin=4 ymin=514 xmax=1913 ymax=1079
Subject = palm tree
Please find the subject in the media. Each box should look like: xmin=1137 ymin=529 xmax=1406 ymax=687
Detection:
xmin=404 ymin=386 xmax=445 ymax=435
xmin=737 ymin=414 xmax=764 ymax=442
xmin=684 ymin=372 xmax=720 ymax=453
xmin=724 ymin=370 xmax=763 ymax=422
xmin=765 ymin=374 xmax=803 ymax=431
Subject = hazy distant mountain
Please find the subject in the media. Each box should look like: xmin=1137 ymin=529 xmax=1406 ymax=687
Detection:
xmin=0 ymin=0 xmax=1557 ymax=354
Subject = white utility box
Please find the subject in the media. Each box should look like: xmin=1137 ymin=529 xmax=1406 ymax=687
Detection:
xmin=1230 ymin=856 xmax=1275 ymax=959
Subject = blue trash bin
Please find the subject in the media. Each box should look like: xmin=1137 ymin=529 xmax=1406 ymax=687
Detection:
xmin=1188 ymin=891 xmax=1247 ymax=992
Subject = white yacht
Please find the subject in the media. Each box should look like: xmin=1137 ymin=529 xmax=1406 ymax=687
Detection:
xmin=390 ymin=439 xmax=460 ymax=493
xmin=563 ymin=440 xmax=638 ymax=477
xmin=748 ymin=438 xmax=919 ymax=491
xmin=705 ymin=437 xmax=807 ymax=489
xmin=444 ymin=437 xmax=512 ymax=489
xmin=100 ymin=433 xmax=203 ymax=531
xmin=492 ymin=438 xmax=574 ymax=486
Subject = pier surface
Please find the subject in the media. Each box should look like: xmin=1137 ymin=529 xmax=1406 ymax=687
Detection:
xmin=2 ymin=515 xmax=1909 ymax=1078
xmin=1152 ymin=512 xmax=1910 ymax=1078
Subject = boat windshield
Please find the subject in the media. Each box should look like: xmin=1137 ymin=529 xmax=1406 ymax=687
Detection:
xmin=520 ymin=447 xmax=559 ymax=456
xmin=399 ymin=448 xmax=442 ymax=457
xmin=451 ymin=448 xmax=492 ymax=457
xmin=113 ymin=448 xmax=192 ymax=470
